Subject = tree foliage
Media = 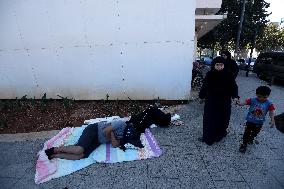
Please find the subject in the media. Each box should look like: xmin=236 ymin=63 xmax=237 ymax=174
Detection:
xmin=198 ymin=0 xmax=270 ymax=51
xmin=255 ymin=23 xmax=284 ymax=52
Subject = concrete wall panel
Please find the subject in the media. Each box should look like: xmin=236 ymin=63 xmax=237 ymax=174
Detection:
xmin=0 ymin=0 xmax=195 ymax=100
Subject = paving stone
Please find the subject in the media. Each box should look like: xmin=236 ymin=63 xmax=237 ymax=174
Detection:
xmin=0 ymin=177 xmax=20 ymax=189
xmin=268 ymin=169 xmax=284 ymax=187
xmin=213 ymin=180 xmax=250 ymax=189
xmin=0 ymin=162 xmax=34 ymax=178
xmin=147 ymin=178 xmax=183 ymax=189
xmin=240 ymin=169 xmax=284 ymax=189
xmin=0 ymin=140 xmax=43 ymax=166
xmin=180 ymin=170 xmax=216 ymax=189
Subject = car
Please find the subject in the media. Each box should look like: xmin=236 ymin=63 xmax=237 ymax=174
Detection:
xmin=246 ymin=58 xmax=256 ymax=71
xmin=253 ymin=52 xmax=284 ymax=82
xmin=237 ymin=58 xmax=255 ymax=71
xmin=197 ymin=56 xmax=213 ymax=65
xmin=202 ymin=56 xmax=213 ymax=65
xmin=236 ymin=58 xmax=246 ymax=70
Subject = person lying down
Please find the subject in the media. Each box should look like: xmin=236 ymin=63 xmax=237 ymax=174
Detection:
xmin=45 ymin=106 xmax=181 ymax=160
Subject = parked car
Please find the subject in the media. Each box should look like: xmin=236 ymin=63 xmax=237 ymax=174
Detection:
xmin=202 ymin=56 xmax=213 ymax=65
xmin=245 ymin=58 xmax=256 ymax=71
xmin=253 ymin=52 xmax=284 ymax=81
xmin=237 ymin=58 xmax=256 ymax=71
xmin=236 ymin=58 xmax=246 ymax=70
xmin=197 ymin=56 xmax=213 ymax=66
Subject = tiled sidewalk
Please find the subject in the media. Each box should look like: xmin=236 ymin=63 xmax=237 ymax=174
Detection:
xmin=1 ymin=72 xmax=283 ymax=189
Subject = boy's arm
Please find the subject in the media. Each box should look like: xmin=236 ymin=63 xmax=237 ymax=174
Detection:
xmin=269 ymin=110 xmax=275 ymax=128
xmin=237 ymin=98 xmax=251 ymax=106
xmin=268 ymin=103 xmax=276 ymax=128
xmin=110 ymin=131 xmax=120 ymax=147
xmin=103 ymin=124 xmax=121 ymax=147
xmin=237 ymin=101 xmax=246 ymax=106
xmin=103 ymin=124 xmax=112 ymax=140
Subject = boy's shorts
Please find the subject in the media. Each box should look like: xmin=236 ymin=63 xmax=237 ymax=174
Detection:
xmin=77 ymin=123 xmax=100 ymax=158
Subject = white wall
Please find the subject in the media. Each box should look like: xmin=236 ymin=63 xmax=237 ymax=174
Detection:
xmin=196 ymin=0 xmax=222 ymax=9
xmin=0 ymin=0 xmax=195 ymax=100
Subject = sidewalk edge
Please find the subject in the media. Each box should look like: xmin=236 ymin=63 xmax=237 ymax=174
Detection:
xmin=0 ymin=130 xmax=60 ymax=142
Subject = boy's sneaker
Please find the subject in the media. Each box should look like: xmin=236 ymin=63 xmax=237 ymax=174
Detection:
xmin=239 ymin=144 xmax=247 ymax=153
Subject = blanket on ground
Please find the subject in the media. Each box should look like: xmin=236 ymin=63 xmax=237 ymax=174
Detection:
xmin=35 ymin=116 xmax=162 ymax=184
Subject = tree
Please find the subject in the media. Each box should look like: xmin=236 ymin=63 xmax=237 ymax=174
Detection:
xmin=198 ymin=0 xmax=270 ymax=52
xmin=255 ymin=23 xmax=284 ymax=52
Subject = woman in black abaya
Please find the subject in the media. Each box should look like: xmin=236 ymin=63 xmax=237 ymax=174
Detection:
xmin=199 ymin=57 xmax=239 ymax=145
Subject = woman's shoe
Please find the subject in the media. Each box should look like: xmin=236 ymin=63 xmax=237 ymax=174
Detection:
xmin=198 ymin=137 xmax=204 ymax=142
xmin=239 ymin=144 xmax=247 ymax=153
xmin=247 ymin=139 xmax=253 ymax=145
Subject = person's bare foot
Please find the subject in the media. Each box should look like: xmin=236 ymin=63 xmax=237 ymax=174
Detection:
xmin=45 ymin=147 xmax=55 ymax=160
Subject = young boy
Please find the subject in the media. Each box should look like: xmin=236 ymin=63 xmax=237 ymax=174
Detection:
xmin=237 ymin=86 xmax=275 ymax=153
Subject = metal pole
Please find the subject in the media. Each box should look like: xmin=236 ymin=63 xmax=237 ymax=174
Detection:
xmin=246 ymin=27 xmax=257 ymax=77
xmin=235 ymin=0 xmax=246 ymax=58
xmin=246 ymin=0 xmax=257 ymax=77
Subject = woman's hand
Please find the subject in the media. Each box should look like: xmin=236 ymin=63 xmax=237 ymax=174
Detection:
xmin=270 ymin=120 xmax=275 ymax=128
xmin=233 ymin=98 xmax=240 ymax=105
xmin=269 ymin=111 xmax=275 ymax=128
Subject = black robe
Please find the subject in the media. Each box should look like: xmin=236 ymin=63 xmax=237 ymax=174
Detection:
xmin=199 ymin=69 xmax=238 ymax=145
xmin=224 ymin=59 xmax=239 ymax=79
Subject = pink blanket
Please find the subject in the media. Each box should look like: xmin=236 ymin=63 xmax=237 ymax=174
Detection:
xmin=35 ymin=127 xmax=74 ymax=184
xmin=35 ymin=124 xmax=162 ymax=184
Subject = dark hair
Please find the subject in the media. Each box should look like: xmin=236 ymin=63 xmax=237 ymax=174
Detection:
xmin=221 ymin=50 xmax=232 ymax=59
xmin=256 ymin=86 xmax=271 ymax=96
xmin=210 ymin=56 xmax=225 ymax=71
xmin=211 ymin=56 xmax=224 ymax=66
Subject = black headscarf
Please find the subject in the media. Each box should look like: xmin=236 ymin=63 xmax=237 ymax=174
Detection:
xmin=211 ymin=51 xmax=239 ymax=79
xmin=201 ymin=56 xmax=238 ymax=99
xmin=221 ymin=50 xmax=233 ymax=60
xmin=211 ymin=56 xmax=225 ymax=68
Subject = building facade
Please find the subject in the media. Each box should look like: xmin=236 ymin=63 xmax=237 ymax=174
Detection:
xmin=0 ymin=0 xmax=224 ymax=100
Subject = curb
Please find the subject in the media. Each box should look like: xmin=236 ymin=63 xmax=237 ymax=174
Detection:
xmin=0 ymin=130 xmax=60 ymax=142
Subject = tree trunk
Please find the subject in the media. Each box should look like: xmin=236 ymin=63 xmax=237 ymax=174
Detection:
xmin=246 ymin=27 xmax=258 ymax=77
xmin=235 ymin=0 xmax=246 ymax=58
